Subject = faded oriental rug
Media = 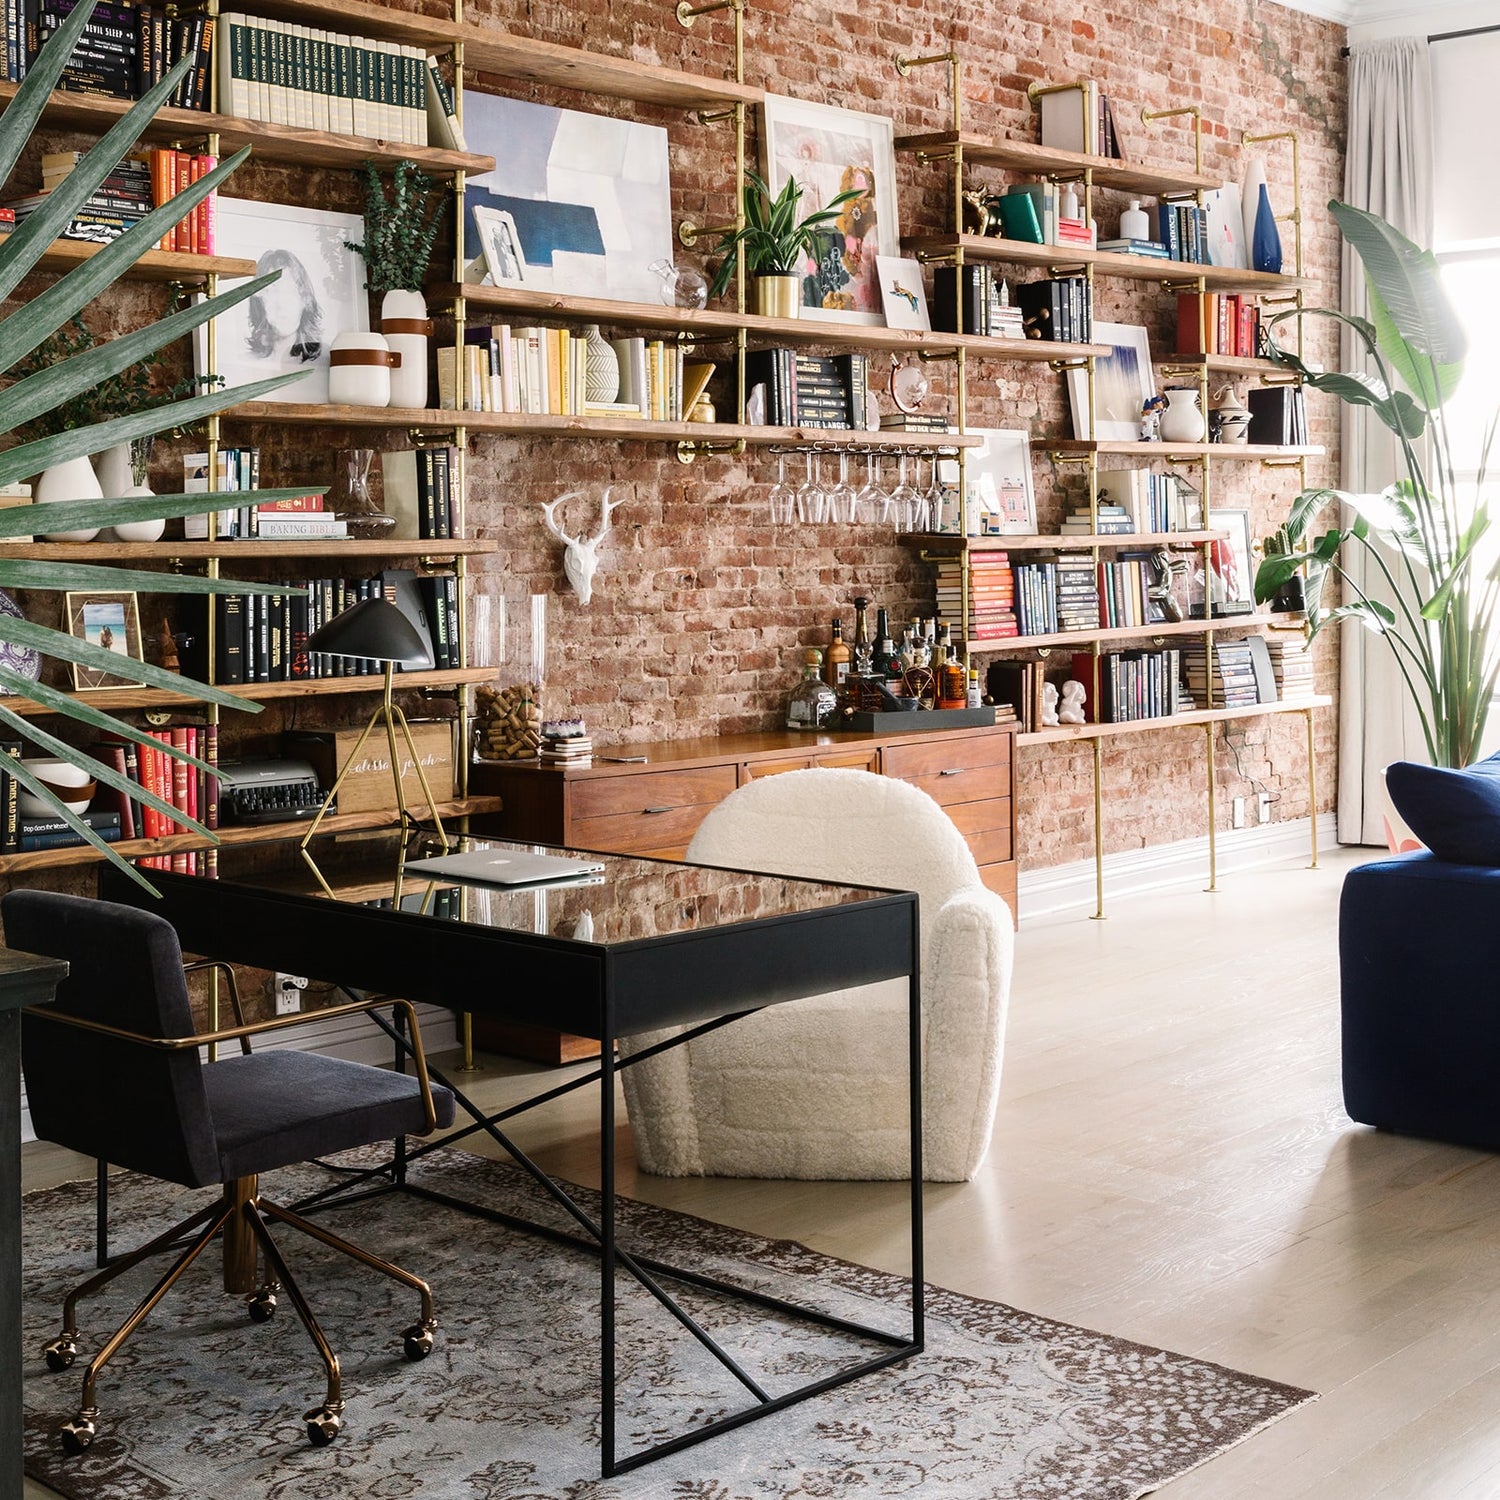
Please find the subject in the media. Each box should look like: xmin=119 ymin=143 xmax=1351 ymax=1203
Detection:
xmin=21 ymin=1148 xmax=1313 ymax=1500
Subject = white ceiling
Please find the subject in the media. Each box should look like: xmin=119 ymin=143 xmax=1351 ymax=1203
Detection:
xmin=1269 ymin=0 xmax=1500 ymax=25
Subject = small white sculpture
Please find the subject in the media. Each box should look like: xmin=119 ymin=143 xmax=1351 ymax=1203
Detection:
xmin=539 ymin=487 xmax=623 ymax=606
xmin=1040 ymin=680 xmax=1060 ymax=727
xmin=1058 ymin=679 xmax=1087 ymax=725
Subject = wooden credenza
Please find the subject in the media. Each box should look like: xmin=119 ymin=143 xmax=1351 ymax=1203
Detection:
xmin=467 ymin=724 xmax=1016 ymax=1062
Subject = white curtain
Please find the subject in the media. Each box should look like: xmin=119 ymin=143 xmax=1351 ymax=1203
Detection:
xmin=1338 ymin=38 xmax=1434 ymax=845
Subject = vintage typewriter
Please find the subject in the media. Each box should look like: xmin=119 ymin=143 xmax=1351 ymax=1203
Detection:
xmin=217 ymin=759 xmax=333 ymax=825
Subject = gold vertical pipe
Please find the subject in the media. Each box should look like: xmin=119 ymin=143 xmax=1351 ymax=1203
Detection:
xmin=1204 ymin=723 xmax=1218 ymax=892
xmin=1090 ymin=737 xmax=1105 ymax=920
xmin=1305 ymin=706 xmax=1319 ymax=869
xmin=461 ymin=1012 xmax=475 ymax=1070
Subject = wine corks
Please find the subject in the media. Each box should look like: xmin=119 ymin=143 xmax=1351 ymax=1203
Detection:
xmin=474 ymin=682 xmax=542 ymax=760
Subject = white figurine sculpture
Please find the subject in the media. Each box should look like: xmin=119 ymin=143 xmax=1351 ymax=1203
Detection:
xmin=1040 ymin=680 xmax=1060 ymax=727
xmin=1058 ymin=679 xmax=1087 ymax=725
xmin=539 ymin=487 xmax=623 ymax=606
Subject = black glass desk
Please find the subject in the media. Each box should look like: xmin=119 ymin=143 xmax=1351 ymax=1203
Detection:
xmin=100 ymin=830 xmax=923 ymax=1476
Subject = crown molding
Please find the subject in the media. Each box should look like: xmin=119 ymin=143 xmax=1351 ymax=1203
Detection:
xmin=1268 ymin=0 xmax=1497 ymax=24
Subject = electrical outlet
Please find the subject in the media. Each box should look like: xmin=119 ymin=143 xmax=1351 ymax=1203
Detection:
xmin=273 ymin=972 xmax=308 ymax=1016
xmin=1258 ymin=792 xmax=1274 ymax=824
xmin=1231 ymin=796 xmax=1246 ymax=829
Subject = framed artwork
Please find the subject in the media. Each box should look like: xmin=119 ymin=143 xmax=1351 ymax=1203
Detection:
xmin=473 ymin=206 xmax=527 ymax=286
xmin=1206 ymin=507 xmax=1257 ymax=613
xmin=875 ymin=255 xmax=930 ymax=331
xmin=462 ymin=93 xmax=672 ymax=305
xmin=1067 ymin=322 xmax=1154 ymax=441
xmin=1202 ymin=182 xmax=1246 ymax=270
xmin=194 ymin=198 xmax=369 ymax=407
xmin=65 ymin=591 xmax=142 ymax=690
xmin=963 ymin=427 xmax=1036 ymax=536
xmin=760 ymin=94 xmax=899 ymax=326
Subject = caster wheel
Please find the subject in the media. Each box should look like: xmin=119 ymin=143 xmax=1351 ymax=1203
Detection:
xmin=59 ymin=1409 xmax=97 ymax=1456
xmin=402 ymin=1322 xmax=435 ymax=1361
xmin=247 ymin=1289 xmax=278 ymax=1324
xmin=303 ymin=1405 xmax=343 ymax=1447
xmin=43 ymin=1334 xmax=78 ymax=1373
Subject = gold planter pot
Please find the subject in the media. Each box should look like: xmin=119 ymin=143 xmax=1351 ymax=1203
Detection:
xmin=754 ymin=274 xmax=802 ymax=319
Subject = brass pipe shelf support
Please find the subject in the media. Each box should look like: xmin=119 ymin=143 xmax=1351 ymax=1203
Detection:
xmin=1141 ymin=103 xmax=1204 ymax=176
xmin=894 ymin=51 xmax=962 ymax=136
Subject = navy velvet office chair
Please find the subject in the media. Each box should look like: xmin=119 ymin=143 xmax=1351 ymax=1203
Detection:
xmin=6 ymin=890 xmax=456 ymax=1454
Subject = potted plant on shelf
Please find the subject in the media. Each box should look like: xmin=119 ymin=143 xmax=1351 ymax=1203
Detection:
xmin=0 ymin=0 xmax=314 ymax=879
xmin=708 ymin=170 xmax=863 ymax=319
xmin=1253 ymin=199 xmax=1492 ymax=772
xmin=345 ymin=159 xmax=445 ymax=409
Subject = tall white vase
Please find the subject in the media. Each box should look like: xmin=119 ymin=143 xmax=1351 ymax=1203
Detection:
xmin=381 ymin=289 xmax=432 ymax=410
xmin=33 ymin=455 xmax=102 ymax=541
xmin=93 ymin=442 xmax=133 ymax=497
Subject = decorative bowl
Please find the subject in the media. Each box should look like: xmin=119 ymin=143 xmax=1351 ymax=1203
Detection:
xmin=17 ymin=757 xmax=96 ymax=816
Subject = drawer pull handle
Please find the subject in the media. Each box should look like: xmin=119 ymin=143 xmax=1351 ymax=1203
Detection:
xmin=642 ymin=804 xmax=675 ymax=814
xmin=939 ymin=768 xmax=965 ymax=777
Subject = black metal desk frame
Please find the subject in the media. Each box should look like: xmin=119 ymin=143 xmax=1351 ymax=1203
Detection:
xmin=101 ymin=841 xmax=924 ymax=1478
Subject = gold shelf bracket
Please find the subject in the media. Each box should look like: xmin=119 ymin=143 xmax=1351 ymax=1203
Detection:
xmin=1047 ymin=357 xmax=1092 ymax=373
xmin=1141 ymin=103 xmax=1204 ymax=176
xmin=676 ymin=438 xmax=746 ymax=464
xmin=1260 ymin=456 xmax=1305 ymax=469
xmin=407 ymin=427 xmax=460 ymax=445
xmin=678 ymin=219 xmax=737 ymax=248
xmin=676 ymin=0 xmax=739 ymax=27
xmin=894 ymin=51 xmax=962 ymax=135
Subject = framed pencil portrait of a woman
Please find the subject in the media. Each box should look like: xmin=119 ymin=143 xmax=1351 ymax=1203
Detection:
xmin=194 ymin=198 xmax=369 ymax=405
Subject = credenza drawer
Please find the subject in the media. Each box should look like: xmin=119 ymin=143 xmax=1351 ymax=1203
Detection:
xmin=882 ymin=733 xmax=1011 ymax=783
xmin=980 ymin=860 xmax=1019 ymax=925
xmin=944 ymin=799 xmax=1013 ymax=864
xmin=570 ymin=804 xmax=721 ymax=856
xmin=893 ymin=761 xmax=1008 ymax=809
xmin=742 ymin=748 xmax=881 ymax=782
xmin=570 ymin=765 xmax=737 ymax=822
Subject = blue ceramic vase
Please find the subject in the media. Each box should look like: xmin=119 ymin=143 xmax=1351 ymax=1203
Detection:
xmin=1252 ymin=182 xmax=1283 ymax=275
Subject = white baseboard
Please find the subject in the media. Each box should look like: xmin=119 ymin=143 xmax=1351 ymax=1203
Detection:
xmin=1017 ymin=812 xmax=1339 ymax=922
xmin=19 ymin=1003 xmax=458 ymax=1146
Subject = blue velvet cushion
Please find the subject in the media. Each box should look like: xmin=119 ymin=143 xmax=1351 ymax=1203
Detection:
xmin=1385 ymin=751 xmax=1500 ymax=865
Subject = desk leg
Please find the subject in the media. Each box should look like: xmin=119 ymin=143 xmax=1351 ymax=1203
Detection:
xmin=600 ymin=1021 xmax=616 ymax=1477
xmin=908 ymin=932 xmax=925 ymax=1349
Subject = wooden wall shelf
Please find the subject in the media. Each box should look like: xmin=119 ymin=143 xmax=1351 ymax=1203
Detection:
xmin=2 ymin=539 xmax=500 ymax=562
xmin=33 ymin=240 xmax=256 ymax=282
xmin=1016 ymin=695 xmax=1331 ymax=746
xmin=907 ymin=530 xmax=1227 ymax=554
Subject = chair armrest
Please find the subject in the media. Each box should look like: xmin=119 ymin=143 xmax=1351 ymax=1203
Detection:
xmin=25 ymin=995 xmax=444 ymax=1134
xmin=181 ymin=958 xmax=251 ymax=1054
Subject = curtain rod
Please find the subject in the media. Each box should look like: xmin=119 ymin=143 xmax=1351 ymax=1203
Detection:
xmin=1342 ymin=22 xmax=1500 ymax=59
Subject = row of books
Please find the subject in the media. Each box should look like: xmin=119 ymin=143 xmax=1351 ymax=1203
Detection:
xmin=1015 ymin=275 xmax=1093 ymax=344
xmin=1009 ymin=557 xmax=1099 ymax=636
xmin=379 ymin=447 xmax=460 ymax=542
xmin=744 ymin=349 xmax=870 ymax=430
xmin=978 ymin=182 xmax=1098 ymax=250
xmin=931 ymin=265 xmax=1027 ymax=339
xmin=1036 ymin=79 xmax=1128 ymax=160
xmin=3 ymin=146 xmax=196 ymax=248
xmin=933 ymin=554 xmax=1019 ymax=643
xmin=13 ymin=0 xmax=213 ymax=105
xmin=1065 ymin=469 xmax=1200 ymax=535
xmin=1175 ymin=293 xmax=1263 ymax=360
xmin=1070 ymin=648 xmax=1185 ymax=724
xmin=100 ymin=726 xmax=218 ymax=871
xmin=1246 ymin=386 xmax=1309 ymax=447
xmin=1154 ymin=202 xmax=1210 ymax=265
xmin=1181 ymin=639 xmax=1278 ymax=709
xmin=218 ymin=12 xmax=442 ymax=146
xmin=183 ymin=568 xmax=460 ymax=686
xmin=181 ymin=450 xmax=348 ymax=541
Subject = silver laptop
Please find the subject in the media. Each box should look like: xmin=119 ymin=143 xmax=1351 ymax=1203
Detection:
xmin=403 ymin=849 xmax=606 ymax=887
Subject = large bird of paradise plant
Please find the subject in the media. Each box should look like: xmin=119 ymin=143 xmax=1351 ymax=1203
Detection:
xmin=0 ymin=0 xmax=318 ymax=884
xmin=1254 ymin=199 xmax=1493 ymax=769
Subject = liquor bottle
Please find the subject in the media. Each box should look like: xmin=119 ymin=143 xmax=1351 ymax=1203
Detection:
xmin=787 ymin=648 xmax=837 ymax=731
xmin=933 ymin=621 xmax=952 ymax=672
xmin=938 ymin=637 xmax=967 ymax=709
xmin=967 ymin=668 xmax=982 ymax=708
xmin=871 ymin=607 xmax=898 ymax=679
xmin=851 ymin=596 xmax=873 ymax=676
xmin=825 ymin=618 xmax=851 ymax=688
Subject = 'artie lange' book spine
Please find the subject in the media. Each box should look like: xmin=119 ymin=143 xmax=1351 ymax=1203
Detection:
xmin=0 ymin=739 xmax=19 ymax=854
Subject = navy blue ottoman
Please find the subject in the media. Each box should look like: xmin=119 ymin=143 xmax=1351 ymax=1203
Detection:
xmin=1341 ymin=852 xmax=1500 ymax=1152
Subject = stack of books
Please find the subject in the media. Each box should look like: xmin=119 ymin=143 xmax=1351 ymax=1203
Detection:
xmin=540 ymin=720 xmax=592 ymax=765
xmin=933 ymin=554 xmax=1019 ymax=643
xmin=1054 ymin=557 xmax=1101 ymax=632
xmin=1096 ymin=237 xmax=1169 ymax=258
xmin=7 ymin=149 xmax=156 ymax=244
xmin=15 ymin=808 xmax=122 ymax=853
xmin=932 ymin=264 xmax=1031 ymax=339
xmin=880 ymin=413 xmax=949 ymax=434
xmin=1054 ymin=214 xmax=1097 ymax=250
xmin=1265 ymin=631 xmax=1316 ymax=702
xmin=180 ymin=450 xmax=347 ymax=540
xmin=1059 ymin=502 xmax=1134 ymax=535
xmin=1181 ymin=641 xmax=1259 ymax=708
xmin=743 ymin=349 xmax=868 ymax=429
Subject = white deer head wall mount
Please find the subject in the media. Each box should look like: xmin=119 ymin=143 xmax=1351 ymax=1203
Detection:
xmin=539 ymin=487 xmax=623 ymax=607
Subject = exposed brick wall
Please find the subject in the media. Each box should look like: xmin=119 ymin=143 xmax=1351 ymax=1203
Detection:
xmin=454 ymin=0 xmax=1349 ymax=868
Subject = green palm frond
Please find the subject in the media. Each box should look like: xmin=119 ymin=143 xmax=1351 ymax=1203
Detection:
xmin=0 ymin=0 xmax=320 ymax=887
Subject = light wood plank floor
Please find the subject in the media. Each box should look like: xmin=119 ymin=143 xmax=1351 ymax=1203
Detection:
xmin=24 ymin=843 xmax=1490 ymax=1498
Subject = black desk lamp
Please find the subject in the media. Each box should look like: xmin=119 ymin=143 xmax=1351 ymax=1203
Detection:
xmin=300 ymin=597 xmax=450 ymax=850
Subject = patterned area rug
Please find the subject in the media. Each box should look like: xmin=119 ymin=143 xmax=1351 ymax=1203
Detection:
xmin=21 ymin=1148 xmax=1313 ymax=1499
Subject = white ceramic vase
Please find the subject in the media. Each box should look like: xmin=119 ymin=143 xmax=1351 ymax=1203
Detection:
xmin=583 ymin=324 xmax=620 ymax=405
xmin=93 ymin=441 xmax=133 ymax=497
xmin=1159 ymin=388 xmax=1205 ymax=444
xmin=381 ymin=289 xmax=432 ymax=409
xmin=33 ymin=455 xmax=102 ymax=541
xmin=328 ymin=330 xmax=397 ymax=408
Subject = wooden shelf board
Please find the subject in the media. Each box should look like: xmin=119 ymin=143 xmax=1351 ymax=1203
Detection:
xmin=0 ymin=83 xmax=494 ymax=176
xmin=1046 ymin=439 xmax=1323 ymax=458
xmin=966 ymin=613 xmax=1290 ymax=653
xmin=904 ymin=233 xmax=1314 ymax=293
xmin=894 ymin=131 xmax=1219 ymax=196
xmin=461 ymin=30 xmax=760 ymax=109
xmin=0 ymin=538 xmax=499 ymax=562
xmin=233 ymin=0 xmax=464 ymax=51
xmin=446 ymin=284 xmax=1106 ymax=360
xmin=30 ymin=239 xmax=256 ymax=281
xmin=0 ymin=795 xmax=504 ymax=875
xmin=1157 ymin=353 xmax=1292 ymax=378
xmin=909 ymin=529 xmax=1226 ymax=554
xmin=1017 ymin=695 xmax=1331 ymax=746
xmin=0 ymin=667 xmax=488 ymax=719
xmin=224 ymin=403 xmax=983 ymax=448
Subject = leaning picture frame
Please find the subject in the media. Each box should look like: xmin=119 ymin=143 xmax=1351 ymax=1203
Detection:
xmin=964 ymin=427 xmax=1037 ymax=536
xmin=875 ymin=255 xmax=930 ymax=331
xmin=1066 ymin=322 xmax=1154 ymax=441
xmin=473 ymin=206 xmax=527 ymax=287
xmin=1205 ymin=507 xmax=1257 ymax=614
xmin=64 ymin=591 xmax=143 ymax=691
xmin=760 ymin=94 xmax=899 ymax=327
xmin=192 ymin=198 xmax=369 ymax=407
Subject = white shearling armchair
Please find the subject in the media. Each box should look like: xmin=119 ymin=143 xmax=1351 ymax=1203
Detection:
xmin=618 ymin=767 xmax=1014 ymax=1182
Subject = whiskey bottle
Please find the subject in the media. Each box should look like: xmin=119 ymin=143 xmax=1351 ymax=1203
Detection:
xmin=825 ymin=619 xmax=851 ymax=688
xmin=938 ymin=638 xmax=967 ymax=709
xmin=787 ymin=648 xmax=838 ymax=731
xmin=871 ymin=607 xmax=899 ymax=679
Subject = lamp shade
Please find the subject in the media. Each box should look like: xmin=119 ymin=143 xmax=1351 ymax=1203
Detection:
xmin=305 ymin=597 xmax=433 ymax=668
